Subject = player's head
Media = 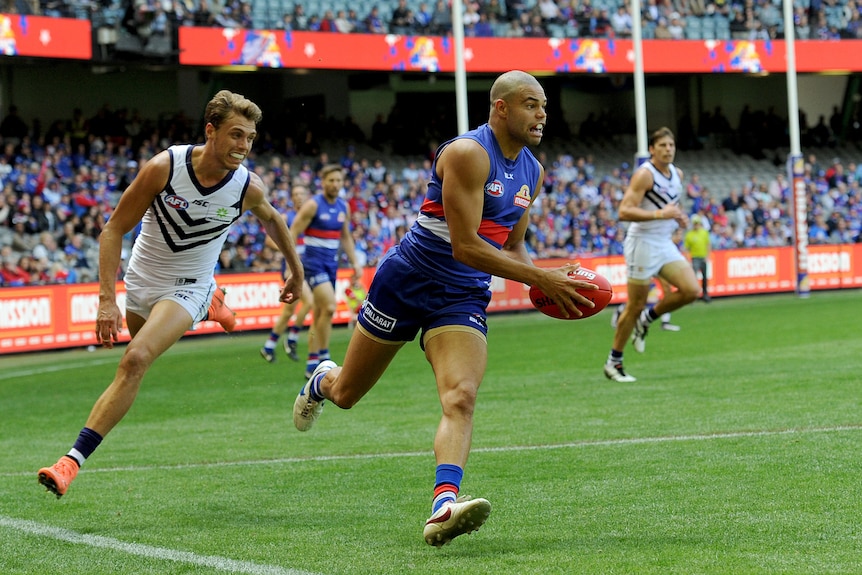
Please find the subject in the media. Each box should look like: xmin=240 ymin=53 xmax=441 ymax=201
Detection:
xmin=205 ymin=90 xmax=263 ymax=130
xmin=489 ymin=70 xmax=547 ymax=148
xmin=648 ymin=127 xmax=676 ymax=164
xmin=319 ymin=164 xmax=345 ymax=198
xmin=291 ymin=183 xmax=310 ymax=207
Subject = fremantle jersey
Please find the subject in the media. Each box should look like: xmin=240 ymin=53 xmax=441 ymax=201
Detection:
xmin=626 ymin=161 xmax=682 ymax=239
xmin=127 ymin=144 xmax=249 ymax=283
xmin=399 ymin=123 xmax=541 ymax=289
xmin=302 ymin=193 xmax=348 ymax=264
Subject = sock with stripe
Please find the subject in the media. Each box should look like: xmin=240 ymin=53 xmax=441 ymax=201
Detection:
xmin=432 ymin=463 xmax=463 ymax=513
xmin=642 ymin=307 xmax=659 ymax=325
xmin=607 ymin=349 xmax=623 ymax=365
xmin=318 ymin=348 xmax=330 ymax=362
xmin=66 ymin=427 xmax=103 ymax=467
xmin=264 ymin=332 xmax=279 ymax=351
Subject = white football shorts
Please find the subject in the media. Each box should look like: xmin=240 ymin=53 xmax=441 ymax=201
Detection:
xmin=623 ymin=234 xmax=686 ymax=282
xmin=124 ymin=268 xmax=216 ymax=323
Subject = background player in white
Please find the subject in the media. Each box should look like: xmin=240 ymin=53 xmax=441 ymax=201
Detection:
xmin=604 ymin=127 xmax=700 ymax=383
xmin=37 ymin=90 xmax=304 ymax=498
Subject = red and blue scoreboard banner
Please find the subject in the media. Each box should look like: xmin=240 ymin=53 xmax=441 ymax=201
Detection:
xmin=0 ymin=14 xmax=91 ymax=60
xmin=178 ymin=29 xmax=862 ymax=74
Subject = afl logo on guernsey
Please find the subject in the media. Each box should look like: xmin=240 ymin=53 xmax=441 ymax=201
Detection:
xmin=485 ymin=180 xmax=504 ymax=197
xmin=165 ymin=195 xmax=189 ymax=210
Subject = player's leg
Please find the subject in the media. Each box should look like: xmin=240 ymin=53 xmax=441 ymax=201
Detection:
xmin=306 ymin=281 xmax=336 ymax=378
xmin=654 ymin=261 xmax=700 ymax=315
xmin=293 ymin=325 xmax=403 ymax=430
xmin=422 ymin=329 xmax=491 ymax=547
xmin=261 ymin=300 xmax=296 ymax=363
xmin=654 ymin=276 xmax=681 ymax=331
xmin=286 ymin=282 xmax=314 ymax=360
xmin=38 ymin=301 xmax=192 ymax=498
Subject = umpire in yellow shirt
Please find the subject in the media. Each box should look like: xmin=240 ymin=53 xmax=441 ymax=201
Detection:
xmin=684 ymin=214 xmax=711 ymax=302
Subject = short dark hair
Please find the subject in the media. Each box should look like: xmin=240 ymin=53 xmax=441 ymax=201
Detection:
xmin=649 ymin=127 xmax=675 ymax=147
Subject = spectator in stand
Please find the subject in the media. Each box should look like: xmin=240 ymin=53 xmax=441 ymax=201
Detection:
xmin=364 ymin=6 xmax=387 ymax=34
xmin=430 ymin=0 xmax=453 ymax=35
xmin=334 ymin=10 xmax=354 ymax=33
xmin=611 ymin=5 xmax=634 ymax=37
xmin=390 ymin=0 xmax=414 ymax=34
xmin=1 ymin=254 xmax=29 ymax=286
xmin=0 ymin=105 xmax=28 ymax=145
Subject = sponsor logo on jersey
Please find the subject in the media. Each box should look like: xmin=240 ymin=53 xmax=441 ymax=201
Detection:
xmin=165 ymin=195 xmax=189 ymax=210
xmin=485 ymin=180 xmax=504 ymax=197
xmin=361 ymin=301 xmax=396 ymax=333
xmin=514 ymin=185 xmax=532 ymax=208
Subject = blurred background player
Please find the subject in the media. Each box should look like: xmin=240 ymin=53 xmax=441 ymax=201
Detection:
xmin=684 ymin=214 xmax=712 ymax=302
xmin=610 ymin=275 xmax=681 ymax=332
xmin=604 ymin=127 xmax=700 ymax=383
xmin=290 ymin=164 xmax=363 ymax=378
xmin=261 ymin=183 xmax=315 ymax=362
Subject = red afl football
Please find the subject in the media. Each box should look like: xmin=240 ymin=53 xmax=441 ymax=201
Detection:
xmin=529 ymin=267 xmax=613 ymax=320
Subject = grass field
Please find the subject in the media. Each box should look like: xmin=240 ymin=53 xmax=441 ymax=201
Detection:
xmin=1 ymin=290 xmax=861 ymax=575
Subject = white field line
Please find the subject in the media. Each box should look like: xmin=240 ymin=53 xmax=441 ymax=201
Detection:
xmin=0 ymin=516 xmax=323 ymax=575
xmin=6 ymin=424 xmax=861 ymax=478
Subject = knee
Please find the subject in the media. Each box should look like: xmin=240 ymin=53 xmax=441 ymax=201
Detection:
xmin=680 ymin=284 xmax=700 ymax=303
xmin=117 ymin=346 xmax=155 ymax=379
xmin=439 ymin=383 xmax=479 ymax=418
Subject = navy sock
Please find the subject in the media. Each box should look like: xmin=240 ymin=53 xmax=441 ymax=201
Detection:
xmin=67 ymin=427 xmax=103 ymax=467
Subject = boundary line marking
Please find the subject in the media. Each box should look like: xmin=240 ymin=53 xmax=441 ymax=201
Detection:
xmin=0 ymin=516 xmax=323 ymax=575
xmin=6 ymin=424 xmax=860 ymax=478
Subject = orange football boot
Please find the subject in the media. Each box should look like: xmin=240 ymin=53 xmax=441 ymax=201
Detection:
xmin=38 ymin=456 xmax=80 ymax=499
xmin=208 ymin=287 xmax=236 ymax=332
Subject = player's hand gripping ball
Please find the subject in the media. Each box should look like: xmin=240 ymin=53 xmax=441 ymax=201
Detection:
xmin=529 ymin=267 xmax=613 ymax=320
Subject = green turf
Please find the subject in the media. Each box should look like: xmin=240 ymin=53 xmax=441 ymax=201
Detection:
xmin=1 ymin=290 xmax=861 ymax=574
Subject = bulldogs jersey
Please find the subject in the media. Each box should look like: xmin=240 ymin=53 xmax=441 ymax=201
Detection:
xmin=626 ymin=161 xmax=682 ymax=239
xmin=400 ymin=123 xmax=541 ymax=289
xmin=127 ymin=144 xmax=249 ymax=283
xmin=302 ymin=193 xmax=348 ymax=264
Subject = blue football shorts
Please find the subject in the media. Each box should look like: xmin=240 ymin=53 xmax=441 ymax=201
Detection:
xmin=302 ymin=253 xmax=338 ymax=290
xmin=357 ymin=247 xmax=491 ymax=349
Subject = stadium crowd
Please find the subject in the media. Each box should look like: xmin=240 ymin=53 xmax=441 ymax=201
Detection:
xmin=0 ymin=102 xmax=860 ymax=288
xmin=10 ymin=0 xmax=862 ymax=42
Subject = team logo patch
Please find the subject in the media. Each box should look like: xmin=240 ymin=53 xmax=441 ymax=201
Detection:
xmin=485 ymin=180 xmax=504 ymax=197
xmin=165 ymin=195 xmax=189 ymax=210
xmin=514 ymin=185 xmax=532 ymax=208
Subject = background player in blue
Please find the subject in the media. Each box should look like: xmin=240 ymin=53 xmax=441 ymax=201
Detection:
xmin=260 ymin=183 xmax=315 ymax=363
xmin=37 ymin=91 xmax=304 ymax=499
xmin=290 ymin=164 xmax=362 ymax=378
xmin=292 ymin=70 xmax=596 ymax=546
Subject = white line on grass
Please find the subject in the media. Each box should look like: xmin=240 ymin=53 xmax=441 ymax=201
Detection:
xmin=0 ymin=516 xmax=323 ymax=575
xmin=6 ymin=424 xmax=861 ymax=478
xmin=0 ymin=358 xmax=119 ymax=381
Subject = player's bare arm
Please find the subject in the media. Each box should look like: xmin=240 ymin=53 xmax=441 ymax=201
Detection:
xmin=289 ymin=196 xmax=318 ymax=238
xmin=340 ymin=214 xmax=363 ymax=280
xmin=95 ymin=151 xmax=171 ymax=347
xmin=245 ymin=174 xmax=304 ymax=303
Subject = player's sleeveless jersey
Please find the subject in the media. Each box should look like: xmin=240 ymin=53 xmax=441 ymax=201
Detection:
xmin=626 ymin=161 xmax=682 ymax=238
xmin=302 ymin=193 xmax=348 ymax=263
xmin=399 ymin=123 xmax=541 ymax=289
xmin=127 ymin=144 xmax=249 ymax=282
